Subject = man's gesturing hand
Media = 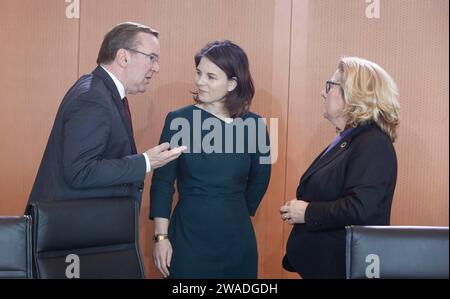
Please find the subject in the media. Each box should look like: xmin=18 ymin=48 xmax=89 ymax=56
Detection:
xmin=145 ymin=142 xmax=187 ymax=169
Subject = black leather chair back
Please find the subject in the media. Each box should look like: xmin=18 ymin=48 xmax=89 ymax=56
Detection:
xmin=0 ymin=216 xmax=32 ymax=278
xmin=346 ymin=225 xmax=449 ymax=279
xmin=31 ymin=197 xmax=145 ymax=278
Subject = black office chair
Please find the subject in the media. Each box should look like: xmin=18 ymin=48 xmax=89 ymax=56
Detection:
xmin=30 ymin=197 xmax=145 ymax=279
xmin=0 ymin=216 xmax=33 ymax=278
xmin=346 ymin=225 xmax=449 ymax=279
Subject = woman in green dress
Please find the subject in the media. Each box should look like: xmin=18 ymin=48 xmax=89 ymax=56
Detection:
xmin=150 ymin=40 xmax=271 ymax=278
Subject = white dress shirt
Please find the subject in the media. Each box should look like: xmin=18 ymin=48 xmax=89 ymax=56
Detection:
xmin=101 ymin=65 xmax=151 ymax=173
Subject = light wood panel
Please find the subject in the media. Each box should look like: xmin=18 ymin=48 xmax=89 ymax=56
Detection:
xmin=385 ymin=0 xmax=449 ymax=226
xmin=0 ymin=0 xmax=79 ymax=214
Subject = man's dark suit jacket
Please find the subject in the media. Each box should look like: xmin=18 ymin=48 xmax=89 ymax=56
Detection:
xmin=284 ymin=122 xmax=397 ymax=278
xmin=27 ymin=66 xmax=146 ymax=211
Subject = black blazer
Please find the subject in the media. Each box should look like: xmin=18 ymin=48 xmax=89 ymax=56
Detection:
xmin=284 ymin=122 xmax=397 ymax=278
xmin=27 ymin=66 xmax=146 ymax=211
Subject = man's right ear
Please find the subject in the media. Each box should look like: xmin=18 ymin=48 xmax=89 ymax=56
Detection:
xmin=116 ymin=49 xmax=129 ymax=67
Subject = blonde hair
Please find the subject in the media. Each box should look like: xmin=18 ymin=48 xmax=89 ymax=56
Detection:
xmin=338 ymin=57 xmax=400 ymax=142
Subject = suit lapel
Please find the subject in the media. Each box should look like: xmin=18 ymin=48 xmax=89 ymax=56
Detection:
xmin=299 ymin=125 xmax=368 ymax=185
xmin=92 ymin=66 xmax=138 ymax=154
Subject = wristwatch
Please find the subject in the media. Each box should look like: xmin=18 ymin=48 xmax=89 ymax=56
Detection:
xmin=153 ymin=234 xmax=169 ymax=242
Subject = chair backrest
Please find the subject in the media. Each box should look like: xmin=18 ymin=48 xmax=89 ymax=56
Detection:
xmin=31 ymin=197 xmax=145 ymax=279
xmin=0 ymin=216 xmax=32 ymax=278
xmin=346 ymin=225 xmax=449 ymax=279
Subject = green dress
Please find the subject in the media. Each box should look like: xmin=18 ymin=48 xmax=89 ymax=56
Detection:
xmin=150 ymin=105 xmax=271 ymax=278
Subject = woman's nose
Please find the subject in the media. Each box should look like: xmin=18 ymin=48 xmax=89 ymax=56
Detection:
xmin=196 ymin=75 xmax=205 ymax=86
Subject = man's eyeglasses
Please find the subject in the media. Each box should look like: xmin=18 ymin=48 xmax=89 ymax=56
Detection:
xmin=325 ymin=80 xmax=341 ymax=93
xmin=125 ymin=48 xmax=159 ymax=64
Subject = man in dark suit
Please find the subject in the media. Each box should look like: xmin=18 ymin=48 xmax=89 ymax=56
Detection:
xmin=27 ymin=22 xmax=185 ymax=212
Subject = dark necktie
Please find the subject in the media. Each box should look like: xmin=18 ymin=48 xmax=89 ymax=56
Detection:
xmin=122 ymin=97 xmax=133 ymax=129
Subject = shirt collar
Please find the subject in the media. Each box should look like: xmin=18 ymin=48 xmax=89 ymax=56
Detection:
xmin=101 ymin=65 xmax=126 ymax=99
xmin=339 ymin=127 xmax=354 ymax=138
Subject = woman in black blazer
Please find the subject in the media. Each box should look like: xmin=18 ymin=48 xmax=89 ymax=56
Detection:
xmin=281 ymin=57 xmax=400 ymax=278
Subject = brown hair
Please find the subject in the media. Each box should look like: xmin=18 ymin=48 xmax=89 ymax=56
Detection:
xmin=193 ymin=40 xmax=255 ymax=118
